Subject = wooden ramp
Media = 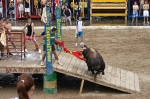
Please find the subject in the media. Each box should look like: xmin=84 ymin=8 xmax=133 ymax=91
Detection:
xmin=0 ymin=52 xmax=140 ymax=93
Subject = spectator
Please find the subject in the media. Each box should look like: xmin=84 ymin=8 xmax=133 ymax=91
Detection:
xmin=139 ymin=0 xmax=144 ymax=16
xmin=64 ymin=5 xmax=72 ymax=26
xmin=36 ymin=0 xmax=42 ymax=16
xmin=61 ymin=5 xmax=65 ymax=22
xmin=0 ymin=0 xmax=2 ymax=17
xmin=84 ymin=0 xmax=88 ymax=17
xmin=9 ymin=0 xmax=15 ymax=20
xmin=13 ymin=74 xmax=35 ymax=99
xmin=75 ymin=17 xmax=84 ymax=47
xmin=74 ymin=2 xmax=78 ymax=20
xmin=143 ymin=0 xmax=149 ymax=24
xmin=24 ymin=0 xmax=30 ymax=17
xmin=132 ymin=1 xmax=139 ymax=23
xmin=18 ymin=0 xmax=24 ymax=18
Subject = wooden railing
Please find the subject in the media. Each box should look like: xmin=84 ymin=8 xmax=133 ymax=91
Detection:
xmin=5 ymin=30 xmax=26 ymax=60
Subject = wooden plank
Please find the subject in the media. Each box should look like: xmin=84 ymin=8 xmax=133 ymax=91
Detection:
xmin=76 ymin=61 xmax=85 ymax=75
xmin=110 ymin=66 xmax=117 ymax=86
xmin=67 ymin=56 xmax=78 ymax=73
xmin=91 ymin=13 xmax=126 ymax=16
xmin=56 ymin=52 xmax=68 ymax=70
xmin=54 ymin=52 xmax=65 ymax=70
xmin=134 ymin=74 xmax=140 ymax=92
xmin=62 ymin=53 xmax=73 ymax=72
xmin=115 ymin=68 xmax=121 ymax=87
xmin=91 ymin=7 xmax=126 ymax=9
xmin=91 ymin=0 xmax=126 ymax=2
xmin=120 ymin=69 xmax=130 ymax=90
xmin=128 ymin=71 xmax=135 ymax=91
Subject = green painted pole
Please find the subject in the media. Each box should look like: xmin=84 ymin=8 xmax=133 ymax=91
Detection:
xmin=56 ymin=0 xmax=62 ymax=51
xmin=43 ymin=2 xmax=57 ymax=94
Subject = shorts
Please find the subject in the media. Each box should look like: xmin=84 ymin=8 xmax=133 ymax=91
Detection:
xmin=76 ymin=31 xmax=83 ymax=38
xmin=24 ymin=35 xmax=36 ymax=42
xmin=43 ymin=45 xmax=55 ymax=51
xmin=84 ymin=8 xmax=87 ymax=14
xmin=18 ymin=4 xmax=24 ymax=11
xmin=140 ymin=4 xmax=143 ymax=9
xmin=0 ymin=8 xmax=2 ymax=13
xmin=143 ymin=10 xmax=149 ymax=17
xmin=65 ymin=16 xmax=71 ymax=21
xmin=74 ymin=10 xmax=78 ymax=17
xmin=132 ymin=11 xmax=138 ymax=18
xmin=9 ymin=10 xmax=15 ymax=14
xmin=7 ymin=34 xmax=13 ymax=41
xmin=25 ymin=8 xmax=30 ymax=12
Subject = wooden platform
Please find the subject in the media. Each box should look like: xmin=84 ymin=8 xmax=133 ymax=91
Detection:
xmin=0 ymin=52 xmax=140 ymax=93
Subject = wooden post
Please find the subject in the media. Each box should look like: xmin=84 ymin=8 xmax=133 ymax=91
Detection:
xmin=79 ymin=79 xmax=84 ymax=94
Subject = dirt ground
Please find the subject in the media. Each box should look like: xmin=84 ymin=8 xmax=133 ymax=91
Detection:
xmin=0 ymin=29 xmax=150 ymax=99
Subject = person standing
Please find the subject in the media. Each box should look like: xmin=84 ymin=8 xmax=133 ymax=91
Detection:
xmin=18 ymin=0 xmax=24 ymax=18
xmin=74 ymin=2 xmax=78 ymax=20
xmin=64 ymin=5 xmax=72 ymax=26
xmin=9 ymin=0 xmax=15 ymax=20
xmin=75 ymin=17 xmax=84 ymax=47
xmin=41 ymin=27 xmax=62 ymax=66
xmin=0 ymin=0 xmax=2 ymax=17
xmin=84 ymin=0 xmax=88 ymax=17
xmin=139 ymin=0 xmax=144 ymax=16
xmin=22 ymin=17 xmax=41 ymax=53
xmin=132 ymin=1 xmax=139 ymax=23
xmin=3 ymin=17 xmax=17 ymax=52
xmin=61 ymin=5 xmax=65 ymax=22
xmin=24 ymin=0 xmax=30 ymax=17
xmin=143 ymin=0 xmax=149 ymax=24
xmin=36 ymin=0 xmax=42 ymax=16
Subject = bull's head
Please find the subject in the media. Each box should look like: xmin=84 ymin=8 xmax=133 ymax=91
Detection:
xmin=82 ymin=45 xmax=89 ymax=58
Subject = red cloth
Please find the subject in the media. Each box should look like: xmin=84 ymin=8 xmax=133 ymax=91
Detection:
xmin=55 ymin=0 xmax=59 ymax=8
xmin=56 ymin=41 xmax=85 ymax=61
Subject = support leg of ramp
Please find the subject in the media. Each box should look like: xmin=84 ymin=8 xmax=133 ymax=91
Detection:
xmin=79 ymin=79 xmax=84 ymax=94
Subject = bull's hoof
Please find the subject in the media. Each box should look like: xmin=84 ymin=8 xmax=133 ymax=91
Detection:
xmin=102 ymin=72 xmax=105 ymax=75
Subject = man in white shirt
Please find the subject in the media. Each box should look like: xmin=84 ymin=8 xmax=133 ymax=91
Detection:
xmin=75 ymin=17 xmax=84 ymax=47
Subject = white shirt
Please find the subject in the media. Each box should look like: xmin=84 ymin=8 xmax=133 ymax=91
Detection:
xmin=76 ymin=21 xmax=82 ymax=32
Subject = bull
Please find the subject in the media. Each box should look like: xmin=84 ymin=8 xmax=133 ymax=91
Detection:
xmin=82 ymin=45 xmax=105 ymax=80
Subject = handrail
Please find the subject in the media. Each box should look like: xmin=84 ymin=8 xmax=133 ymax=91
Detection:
xmin=5 ymin=30 xmax=26 ymax=60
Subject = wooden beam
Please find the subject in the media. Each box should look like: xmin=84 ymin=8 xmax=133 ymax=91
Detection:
xmin=91 ymin=13 xmax=127 ymax=16
xmin=79 ymin=79 xmax=85 ymax=94
xmin=91 ymin=7 xmax=127 ymax=9
xmin=91 ymin=0 xmax=127 ymax=2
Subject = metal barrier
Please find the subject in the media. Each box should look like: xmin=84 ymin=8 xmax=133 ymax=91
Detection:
xmin=6 ymin=30 xmax=26 ymax=60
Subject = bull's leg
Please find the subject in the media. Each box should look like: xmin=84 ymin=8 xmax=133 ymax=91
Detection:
xmin=96 ymin=70 xmax=101 ymax=75
xmin=91 ymin=70 xmax=95 ymax=75
xmin=102 ymin=71 xmax=105 ymax=75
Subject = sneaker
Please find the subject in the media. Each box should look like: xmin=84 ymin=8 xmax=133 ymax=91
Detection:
xmin=57 ymin=60 xmax=63 ymax=65
xmin=143 ymin=22 xmax=145 ymax=24
xmin=75 ymin=43 xmax=78 ymax=47
xmin=80 ymin=42 xmax=84 ymax=46
xmin=41 ymin=61 xmax=44 ymax=66
xmin=38 ymin=49 xmax=41 ymax=54
xmin=147 ymin=21 xmax=149 ymax=24
xmin=25 ymin=49 xmax=28 ymax=52
xmin=15 ymin=49 xmax=18 ymax=52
